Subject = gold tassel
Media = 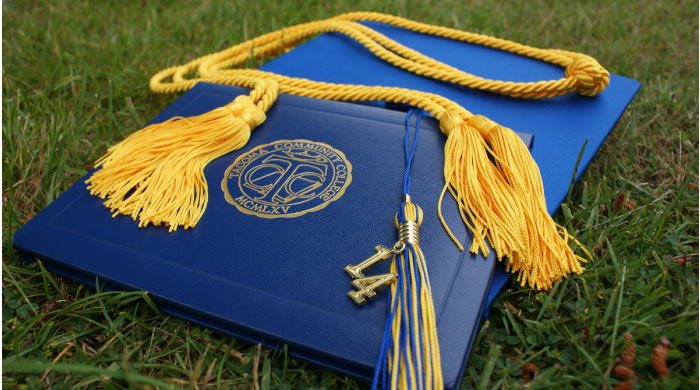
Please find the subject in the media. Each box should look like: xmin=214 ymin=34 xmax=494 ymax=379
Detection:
xmin=478 ymin=116 xmax=589 ymax=288
xmin=86 ymin=94 xmax=268 ymax=231
xmin=437 ymin=114 xmax=590 ymax=289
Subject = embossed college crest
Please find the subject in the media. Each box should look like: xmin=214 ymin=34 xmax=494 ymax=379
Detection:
xmin=221 ymin=139 xmax=352 ymax=218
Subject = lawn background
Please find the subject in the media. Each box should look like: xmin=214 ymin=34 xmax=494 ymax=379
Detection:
xmin=2 ymin=0 xmax=698 ymax=389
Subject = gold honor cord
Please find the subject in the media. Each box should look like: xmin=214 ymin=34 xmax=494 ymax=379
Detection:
xmin=87 ymin=12 xmax=602 ymax=290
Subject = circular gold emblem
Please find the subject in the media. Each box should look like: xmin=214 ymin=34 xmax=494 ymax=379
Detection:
xmin=221 ymin=139 xmax=352 ymax=218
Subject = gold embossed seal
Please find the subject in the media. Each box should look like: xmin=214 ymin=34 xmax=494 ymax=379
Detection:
xmin=221 ymin=139 xmax=352 ymax=218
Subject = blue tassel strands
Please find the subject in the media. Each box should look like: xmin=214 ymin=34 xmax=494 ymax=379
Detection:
xmin=370 ymin=109 xmax=443 ymax=390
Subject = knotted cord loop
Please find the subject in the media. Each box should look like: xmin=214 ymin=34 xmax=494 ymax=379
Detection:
xmin=564 ymin=54 xmax=610 ymax=96
xmin=330 ymin=12 xmax=609 ymax=98
xmin=150 ymin=12 xmax=609 ymax=101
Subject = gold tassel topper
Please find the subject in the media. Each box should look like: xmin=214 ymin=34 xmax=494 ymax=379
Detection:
xmin=86 ymin=79 xmax=277 ymax=231
xmin=86 ymin=12 xmax=604 ymax=289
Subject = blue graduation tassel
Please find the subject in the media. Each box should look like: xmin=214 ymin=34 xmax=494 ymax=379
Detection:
xmin=370 ymin=109 xmax=443 ymax=390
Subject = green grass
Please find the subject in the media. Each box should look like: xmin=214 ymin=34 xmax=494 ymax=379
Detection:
xmin=2 ymin=0 xmax=697 ymax=388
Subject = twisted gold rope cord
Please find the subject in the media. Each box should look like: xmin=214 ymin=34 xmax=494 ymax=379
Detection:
xmin=88 ymin=12 xmax=601 ymax=290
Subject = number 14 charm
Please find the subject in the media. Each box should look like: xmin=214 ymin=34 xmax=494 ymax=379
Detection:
xmin=344 ymin=244 xmax=401 ymax=305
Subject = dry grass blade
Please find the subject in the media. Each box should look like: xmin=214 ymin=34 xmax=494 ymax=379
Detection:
xmin=199 ymin=358 xmax=217 ymax=389
xmin=41 ymin=342 xmax=74 ymax=381
xmin=252 ymin=343 xmax=261 ymax=390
